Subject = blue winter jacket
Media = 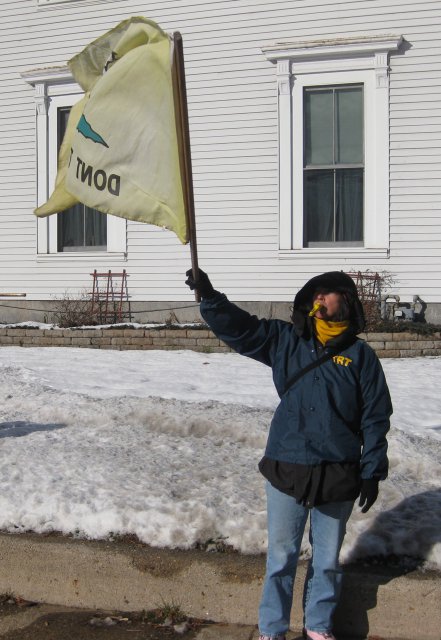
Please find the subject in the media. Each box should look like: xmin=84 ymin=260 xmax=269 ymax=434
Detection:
xmin=201 ymin=293 xmax=392 ymax=481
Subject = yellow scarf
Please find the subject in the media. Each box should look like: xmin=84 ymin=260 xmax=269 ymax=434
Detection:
xmin=313 ymin=318 xmax=349 ymax=345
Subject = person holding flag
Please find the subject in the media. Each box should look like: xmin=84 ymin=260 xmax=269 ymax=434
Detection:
xmin=185 ymin=268 xmax=392 ymax=640
xmin=35 ymin=15 xmax=392 ymax=639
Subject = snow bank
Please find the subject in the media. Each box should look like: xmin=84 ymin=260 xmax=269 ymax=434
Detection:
xmin=0 ymin=347 xmax=440 ymax=569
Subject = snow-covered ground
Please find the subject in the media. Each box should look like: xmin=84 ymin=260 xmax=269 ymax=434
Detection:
xmin=0 ymin=346 xmax=440 ymax=570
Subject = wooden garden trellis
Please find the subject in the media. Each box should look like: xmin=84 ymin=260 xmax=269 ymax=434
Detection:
xmin=90 ymin=269 xmax=129 ymax=324
xmin=346 ymin=271 xmax=382 ymax=326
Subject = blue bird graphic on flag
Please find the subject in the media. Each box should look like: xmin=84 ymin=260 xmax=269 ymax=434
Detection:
xmin=77 ymin=115 xmax=109 ymax=148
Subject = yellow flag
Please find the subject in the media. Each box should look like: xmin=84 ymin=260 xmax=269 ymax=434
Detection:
xmin=35 ymin=17 xmax=188 ymax=244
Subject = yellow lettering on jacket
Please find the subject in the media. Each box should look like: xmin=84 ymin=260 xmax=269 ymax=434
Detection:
xmin=333 ymin=355 xmax=352 ymax=367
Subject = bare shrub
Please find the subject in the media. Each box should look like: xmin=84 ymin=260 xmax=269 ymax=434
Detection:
xmin=51 ymin=290 xmax=98 ymax=328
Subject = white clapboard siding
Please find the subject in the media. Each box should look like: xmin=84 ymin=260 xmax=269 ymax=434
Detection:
xmin=0 ymin=0 xmax=440 ymax=305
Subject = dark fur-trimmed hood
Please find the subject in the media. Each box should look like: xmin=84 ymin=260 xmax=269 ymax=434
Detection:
xmin=291 ymin=271 xmax=365 ymax=338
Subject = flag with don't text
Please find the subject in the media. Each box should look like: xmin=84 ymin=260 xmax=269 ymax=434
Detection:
xmin=35 ymin=17 xmax=188 ymax=244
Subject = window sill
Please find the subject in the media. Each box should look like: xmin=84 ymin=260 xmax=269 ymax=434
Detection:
xmin=36 ymin=252 xmax=127 ymax=262
xmin=278 ymin=247 xmax=389 ymax=259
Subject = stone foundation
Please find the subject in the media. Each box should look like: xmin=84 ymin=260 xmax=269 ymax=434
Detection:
xmin=0 ymin=325 xmax=440 ymax=356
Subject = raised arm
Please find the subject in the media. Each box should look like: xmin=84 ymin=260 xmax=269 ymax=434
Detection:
xmin=185 ymin=268 xmax=282 ymax=367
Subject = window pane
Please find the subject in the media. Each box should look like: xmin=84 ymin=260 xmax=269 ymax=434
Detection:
xmin=335 ymin=169 xmax=363 ymax=241
xmin=336 ymin=87 xmax=363 ymax=164
xmin=57 ymin=108 xmax=70 ymax=153
xmin=304 ymin=170 xmax=334 ymax=243
xmin=58 ymin=205 xmax=84 ymax=250
xmin=304 ymin=89 xmax=333 ymax=166
xmin=85 ymin=209 xmax=107 ymax=247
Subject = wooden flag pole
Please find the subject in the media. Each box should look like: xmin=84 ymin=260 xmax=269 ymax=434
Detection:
xmin=172 ymin=32 xmax=200 ymax=303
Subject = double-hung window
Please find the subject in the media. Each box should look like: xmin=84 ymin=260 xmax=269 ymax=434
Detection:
xmin=261 ymin=35 xmax=403 ymax=257
xmin=22 ymin=67 xmax=126 ymax=257
xmin=303 ymin=84 xmax=364 ymax=246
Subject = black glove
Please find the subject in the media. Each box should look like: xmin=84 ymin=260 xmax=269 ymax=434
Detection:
xmin=185 ymin=268 xmax=217 ymax=300
xmin=358 ymin=478 xmax=379 ymax=513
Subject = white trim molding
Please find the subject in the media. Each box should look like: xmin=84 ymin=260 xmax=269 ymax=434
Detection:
xmin=22 ymin=67 xmax=127 ymax=257
xmin=261 ymin=35 xmax=403 ymax=255
xmin=262 ymin=35 xmax=403 ymax=62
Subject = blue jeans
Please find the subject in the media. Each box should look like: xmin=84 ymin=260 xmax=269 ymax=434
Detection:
xmin=259 ymin=482 xmax=354 ymax=637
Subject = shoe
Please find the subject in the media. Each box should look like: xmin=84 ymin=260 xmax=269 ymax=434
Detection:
xmin=303 ymin=629 xmax=336 ymax=640
xmin=258 ymin=635 xmax=286 ymax=640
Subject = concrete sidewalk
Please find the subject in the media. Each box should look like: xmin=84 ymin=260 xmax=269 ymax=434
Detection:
xmin=0 ymin=533 xmax=439 ymax=639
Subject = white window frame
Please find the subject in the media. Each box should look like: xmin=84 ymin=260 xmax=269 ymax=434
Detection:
xmin=22 ymin=67 xmax=127 ymax=259
xmin=261 ymin=35 xmax=403 ymax=258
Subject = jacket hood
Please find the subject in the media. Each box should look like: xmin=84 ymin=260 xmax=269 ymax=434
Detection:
xmin=292 ymin=271 xmax=366 ymax=336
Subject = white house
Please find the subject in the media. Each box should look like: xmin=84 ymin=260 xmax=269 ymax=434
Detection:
xmin=0 ymin=0 xmax=440 ymax=323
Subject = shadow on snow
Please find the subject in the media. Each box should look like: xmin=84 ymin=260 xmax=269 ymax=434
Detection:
xmin=0 ymin=421 xmax=66 ymax=439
